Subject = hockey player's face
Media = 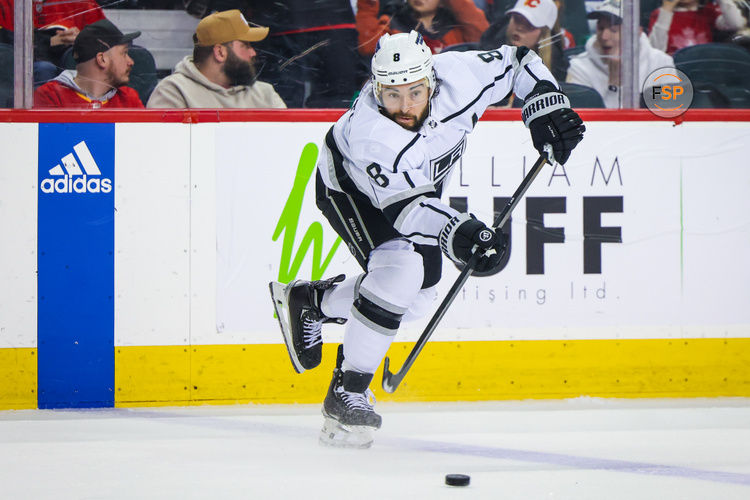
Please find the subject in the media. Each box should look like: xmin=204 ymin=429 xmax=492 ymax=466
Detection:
xmin=381 ymin=81 xmax=430 ymax=131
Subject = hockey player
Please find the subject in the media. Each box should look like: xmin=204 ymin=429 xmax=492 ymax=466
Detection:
xmin=270 ymin=30 xmax=585 ymax=448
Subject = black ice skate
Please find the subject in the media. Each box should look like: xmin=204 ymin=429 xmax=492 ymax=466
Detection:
xmin=319 ymin=345 xmax=382 ymax=449
xmin=269 ymin=274 xmax=346 ymax=373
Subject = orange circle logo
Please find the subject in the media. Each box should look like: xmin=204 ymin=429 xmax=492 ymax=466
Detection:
xmin=642 ymin=67 xmax=694 ymax=118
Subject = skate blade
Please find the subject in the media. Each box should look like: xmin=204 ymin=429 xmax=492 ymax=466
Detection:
xmin=268 ymin=281 xmax=305 ymax=374
xmin=318 ymin=417 xmax=374 ymax=449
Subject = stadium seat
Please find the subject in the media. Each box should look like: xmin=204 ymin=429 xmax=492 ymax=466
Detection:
xmin=563 ymin=46 xmax=586 ymax=59
xmin=714 ymin=85 xmax=750 ymax=108
xmin=673 ymin=44 xmax=750 ymax=108
xmin=510 ymin=82 xmax=605 ymax=109
xmin=62 ymin=45 xmax=159 ymax=105
xmin=560 ymin=82 xmax=605 ymax=108
xmin=102 ymin=8 xmax=197 ymax=73
xmin=673 ymin=43 xmax=750 ymax=88
xmin=642 ymin=83 xmax=731 ymax=109
xmin=0 ymin=43 xmax=13 ymax=107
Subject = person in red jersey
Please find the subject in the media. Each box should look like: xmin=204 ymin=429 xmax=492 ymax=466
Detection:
xmin=648 ymin=0 xmax=745 ymax=54
xmin=0 ymin=0 xmax=105 ymax=32
xmin=0 ymin=0 xmax=107 ymax=83
xmin=34 ymin=19 xmax=144 ymax=108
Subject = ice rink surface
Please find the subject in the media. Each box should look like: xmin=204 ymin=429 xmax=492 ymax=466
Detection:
xmin=2 ymin=398 xmax=749 ymax=500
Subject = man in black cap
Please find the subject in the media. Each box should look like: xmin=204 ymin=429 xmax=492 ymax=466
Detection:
xmin=34 ymin=19 xmax=145 ymax=108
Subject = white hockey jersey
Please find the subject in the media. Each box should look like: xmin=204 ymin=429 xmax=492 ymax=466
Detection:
xmin=317 ymin=45 xmax=558 ymax=247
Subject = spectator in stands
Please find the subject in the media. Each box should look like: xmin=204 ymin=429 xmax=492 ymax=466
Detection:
xmin=648 ymin=0 xmax=746 ymax=54
xmin=34 ymin=19 xmax=144 ymax=108
xmin=482 ymin=0 xmax=581 ymax=46
xmin=479 ymin=0 xmax=570 ymax=81
xmin=566 ymin=0 xmax=674 ymax=108
xmin=147 ymin=9 xmax=285 ymax=108
xmin=0 ymin=0 xmax=106 ymax=85
xmin=247 ymin=0 xmax=363 ymax=108
xmin=482 ymin=0 xmax=516 ymax=23
xmin=732 ymin=3 xmax=750 ymax=48
xmin=356 ymin=0 xmax=490 ymax=55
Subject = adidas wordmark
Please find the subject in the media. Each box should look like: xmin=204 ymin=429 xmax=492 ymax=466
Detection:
xmin=40 ymin=140 xmax=113 ymax=194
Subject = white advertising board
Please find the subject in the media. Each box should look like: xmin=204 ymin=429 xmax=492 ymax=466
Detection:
xmin=215 ymin=121 xmax=750 ymax=342
xmin=1 ymin=120 xmax=748 ymax=349
xmin=0 ymin=124 xmax=38 ymax=348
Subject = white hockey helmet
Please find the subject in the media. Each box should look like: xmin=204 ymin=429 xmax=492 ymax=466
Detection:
xmin=371 ymin=30 xmax=436 ymax=106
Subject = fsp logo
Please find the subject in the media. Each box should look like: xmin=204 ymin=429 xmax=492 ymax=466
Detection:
xmin=525 ymin=0 xmax=541 ymax=7
xmin=642 ymin=67 xmax=694 ymax=118
xmin=652 ymin=79 xmax=684 ymax=100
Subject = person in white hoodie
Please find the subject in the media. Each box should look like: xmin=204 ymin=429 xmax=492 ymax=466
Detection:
xmin=147 ymin=9 xmax=286 ymax=109
xmin=566 ymin=0 xmax=674 ymax=108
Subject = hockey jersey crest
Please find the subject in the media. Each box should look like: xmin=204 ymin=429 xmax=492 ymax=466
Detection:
xmin=430 ymin=136 xmax=465 ymax=186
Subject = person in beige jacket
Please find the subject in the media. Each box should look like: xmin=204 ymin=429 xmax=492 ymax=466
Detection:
xmin=147 ymin=9 xmax=286 ymax=108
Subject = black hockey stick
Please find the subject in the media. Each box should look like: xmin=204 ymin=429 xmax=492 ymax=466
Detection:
xmin=381 ymin=146 xmax=553 ymax=393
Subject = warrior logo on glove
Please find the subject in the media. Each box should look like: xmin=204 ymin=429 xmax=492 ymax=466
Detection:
xmin=439 ymin=213 xmax=507 ymax=274
xmin=478 ymin=229 xmax=494 ymax=243
xmin=522 ymin=81 xmax=586 ymax=165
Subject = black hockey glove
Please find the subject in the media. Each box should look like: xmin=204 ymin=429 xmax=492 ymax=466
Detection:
xmin=439 ymin=213 xmax=507 ymax=274
xmin=522 ymin=82 xmax=585 ymax=165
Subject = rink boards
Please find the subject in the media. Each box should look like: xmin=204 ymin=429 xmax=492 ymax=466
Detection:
xmin=1 ymin=110 xmax=749 ymax=409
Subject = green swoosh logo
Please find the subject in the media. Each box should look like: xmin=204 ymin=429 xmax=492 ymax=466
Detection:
xmin=272 ymin=142 xmax=342 ymax=283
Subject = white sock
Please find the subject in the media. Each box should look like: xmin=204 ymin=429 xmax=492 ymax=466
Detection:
xmin=342 ymin=313 xmax=395 ymax=374
xmin=320 ymin=275 xmax=357 ymax=319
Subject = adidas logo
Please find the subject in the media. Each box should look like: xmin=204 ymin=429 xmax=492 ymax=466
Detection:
xmin=40 ymin=140 xmax=112 ymax=194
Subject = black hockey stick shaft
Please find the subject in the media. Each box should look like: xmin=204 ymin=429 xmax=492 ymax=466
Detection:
xmin=381 ymin=149 xmax=552 ymax=393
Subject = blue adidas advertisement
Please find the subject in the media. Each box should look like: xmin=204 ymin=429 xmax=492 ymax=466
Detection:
xmin=37 ymin=123 xmax=115 ymax=409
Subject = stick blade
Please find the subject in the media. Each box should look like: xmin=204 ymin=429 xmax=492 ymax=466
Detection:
xmin=381 ymin=357 xmax=398 ymax=393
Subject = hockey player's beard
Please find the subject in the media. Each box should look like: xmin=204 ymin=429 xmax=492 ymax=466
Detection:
xmin=385 ymin=105 xmax=430 ymax=132
xmin=223 ymin=48 xmax=258 ymax=86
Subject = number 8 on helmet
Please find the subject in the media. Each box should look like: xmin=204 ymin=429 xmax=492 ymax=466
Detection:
xmin=370 ymin=31 xmax=436 ymax=106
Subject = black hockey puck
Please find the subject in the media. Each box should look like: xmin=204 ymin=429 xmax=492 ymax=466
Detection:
xmin=445 ymin=473 xmax=470 ymax=486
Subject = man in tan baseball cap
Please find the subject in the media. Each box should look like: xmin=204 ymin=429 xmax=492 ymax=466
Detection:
xmin=194 ymin=8 xmax=269 ymax=46
xmin=147 ymin=9 xmax=285 ymax=108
